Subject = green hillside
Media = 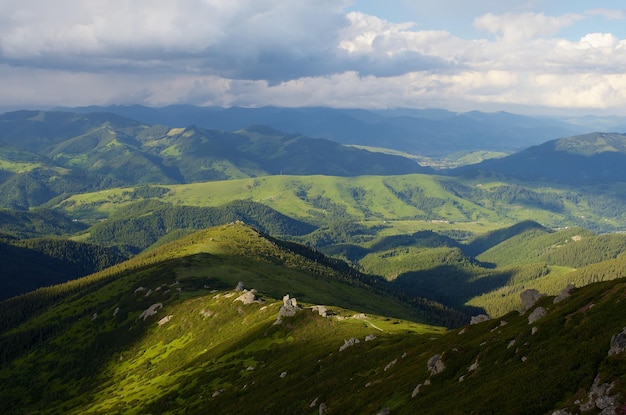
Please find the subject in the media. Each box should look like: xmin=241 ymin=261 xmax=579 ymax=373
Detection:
xmin=0 ymin=111 xmax=429 ymax=209
xmin=0 ymin=208 xmax=86 ymax=238
xmin=1 ymin=222 xmax=626 ymax=414
xmin=82 ymin=199 xmax=316 ymax=255
xmin=0 ymin=236 xmax=126 ymax=301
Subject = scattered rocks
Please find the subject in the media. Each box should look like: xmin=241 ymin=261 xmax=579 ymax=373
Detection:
xmin=319 ymin=402 xmax=328 ymax=415
xmin=91 ymin=312 xmax=98 ymax=321
xmin=528 ymin=306 xmax=546 ymax=324
xmin=427 ymin=354 xmax=445 ymax=375
xmin=376 ymin=407 xmax=391 ymax=415
xmin=365 ymin=334 xmax=377 ymax=342
xmin=134 ymin=287 xmax=146 ymax=294
xmin=199 ymin=309 xmax=214 ymax=318
xmin=554 ymin=284 xmax=575 ymax=303
xmin=280 ymin=371 xmax=288 ymax=378
xmin=339 ymin=338 xmax=360 ymax=351
xmin=113 ymin=307 xmax=119 ymax=317
xmin=470 ymin=314 xmax=490 ymax=325
xmin=521 ymin=289 xmax=544 ymax=311
xmin=608 ymin=327 xmax=626 ymax=356
xmin=468 ymin=359 xmax=479 ymax=371
xmin=235 ymin=281 xmax=245 ymax=291
xmin=531 ymin=326 xmax=538 ymax=335
xmin=138 ymin=303 xmax=163 ymax=320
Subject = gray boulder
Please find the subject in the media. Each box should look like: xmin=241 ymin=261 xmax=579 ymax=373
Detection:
xmin=427 ymin=354 xmax=446 ymax=375
xmin=521 ymin=289 xmax=544 ymax=311
xmin=608 ymin=327 xmax=626 ymax=356
xmin=528 ymin=306 xmax=546 ymax=324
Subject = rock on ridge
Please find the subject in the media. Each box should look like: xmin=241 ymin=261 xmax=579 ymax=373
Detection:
xmin=274 ymin=294 xmax=299 ymax=325
xmin=470 ymin=314 xmax=490 ymax=325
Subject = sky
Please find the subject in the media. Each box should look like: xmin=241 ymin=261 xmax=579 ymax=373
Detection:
xmin=1 ymin=0 xmax=626 ymax=115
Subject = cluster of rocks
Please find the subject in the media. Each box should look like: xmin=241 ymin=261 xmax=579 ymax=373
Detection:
xmin=552 ymin=375 xmax=620 ymax=415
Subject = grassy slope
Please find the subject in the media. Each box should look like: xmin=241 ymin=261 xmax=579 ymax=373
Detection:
xmin=0 ymin=222 xmax=455 ymax=414
xmin=2 ymin=224 xmax=626 ymax=413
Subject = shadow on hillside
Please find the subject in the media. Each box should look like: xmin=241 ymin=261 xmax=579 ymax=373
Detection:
xmin=390 ymin=264 xmax=515 ymax=314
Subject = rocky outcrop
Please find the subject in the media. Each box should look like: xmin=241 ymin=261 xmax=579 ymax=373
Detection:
xmin=274 ymin=295 xmax=299 ymax=324
xmin=427 ymin=354 xmax=445 ymax=375
xmin=528 ymin=306 xmax=546 ymax=324
xmin=608 ymin=327 xmax=626 ymax=356
xmin=521 ymin=289 xmax=544 ymax=311
xmin=235 ymin=281 xmax=245 ymax=291
xmin=579 ymin=375 xmax=617 ymax=413
xmin=554 ymin=284 xmax=575 ymax=303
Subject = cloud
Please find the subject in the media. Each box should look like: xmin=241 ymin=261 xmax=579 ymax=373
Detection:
xmin=1 ymin=2 xmax=626 ymax=114
xmin=473 ymin=12 xmax=583 ymax=42
xmin=0 ymin=1 xmax=350 ymax=77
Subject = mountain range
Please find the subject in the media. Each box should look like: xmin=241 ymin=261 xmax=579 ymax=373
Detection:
xmin=59 ymin=104 xmax=595 ymax=156
xmin=3 ymin=105 xmax=626 ymax=413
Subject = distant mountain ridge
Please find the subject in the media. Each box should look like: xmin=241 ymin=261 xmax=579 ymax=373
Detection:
xmin=55 ymin=104 xmax=588 ymax=156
